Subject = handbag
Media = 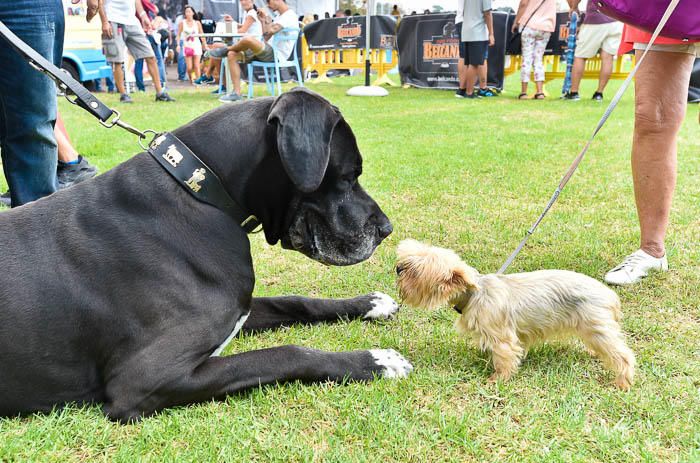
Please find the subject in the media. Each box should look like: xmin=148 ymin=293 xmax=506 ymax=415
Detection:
xmin=596 ymin=0 xmax=700 ymax=41
xmin=508 ymin=0 xmax=547 ymax=55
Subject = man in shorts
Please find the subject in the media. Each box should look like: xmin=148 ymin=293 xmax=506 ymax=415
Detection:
xmin=211 ymin=0 xmax=298 ymax=102
xmin=564 ymin=0 xmax=622 ymax=101
xmin=460 ymin=0 xmax=495 ymax=99
xmin=99 ymin=0 xmax=174 ymax=103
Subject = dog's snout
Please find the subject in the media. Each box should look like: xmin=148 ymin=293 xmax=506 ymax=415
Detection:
xmin=453 ymin=305 xmax=463 ymax=314
xmin=378 ymin=221 xmax=393 ymax=239
xmin=396 ymin=265 xmax=404 ymax=275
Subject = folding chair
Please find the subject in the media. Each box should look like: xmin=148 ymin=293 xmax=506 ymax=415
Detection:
xmin=247 ymin=27 xmax=304 ymax=99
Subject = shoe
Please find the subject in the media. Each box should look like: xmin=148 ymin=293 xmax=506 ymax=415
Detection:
xmin=0 ymin=191 xmax=10 ymax=208
xmin=592 ymin=91 xmax=604 ymax=101
xmin=155 ymin=91 xmax=175 ymax=102
xmin=563 ymin=92 xmax=580 ymax=101
xmin=212 ymin=86 xmax=226 ymax=94
xmin=219 ymin=92 xmax=243 ymax=103
xmin=604 ymin=249 xmax=668 ymax=285
xmin=57 ymin=155 xmax=98 ymax=190
xmin=193 ymin=75 xmax=207 ymax=85
xmin=464 ymin=93 xmax=481 ymax=99
xmin=120 ymin=93 xmax=133 ymax=103
xmin=477 ymin=88 xmax=496 ymax=97
xmin=455 ymin=88 xmax=466 ymax=98
xmin=209 ymin=47 xmax=230 ymax=59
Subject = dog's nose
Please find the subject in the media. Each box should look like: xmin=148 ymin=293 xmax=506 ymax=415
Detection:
xmin=377 ymin=221 xmax=393 ymax=240
xmin=395 ymin=265 xmax=404 ymax=275
xmin=453 ymin=305 xmax=463 ymax=314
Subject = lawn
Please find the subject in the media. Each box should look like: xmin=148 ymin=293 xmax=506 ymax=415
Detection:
xmin=1 ymin=75 xmax=698 ymax=462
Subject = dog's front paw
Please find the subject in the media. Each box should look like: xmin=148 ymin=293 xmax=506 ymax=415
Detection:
xmin=363 ymin=292 xmax=399 ymax=320
xmin=369 ymin=349 xmax=413 ymax=378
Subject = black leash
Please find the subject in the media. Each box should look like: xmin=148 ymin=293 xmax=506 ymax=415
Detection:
xmin=0 ymin=19 xmax=260 ymax=232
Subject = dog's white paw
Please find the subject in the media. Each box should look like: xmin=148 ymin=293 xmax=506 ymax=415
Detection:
xmin=363 ymin=292 xmax=399 ymax=320
xmin=369 ymin=349 xmax=413 ymax=378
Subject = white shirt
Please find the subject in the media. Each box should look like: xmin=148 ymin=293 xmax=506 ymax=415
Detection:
xmin=271 ymin=9 xmax=299 ymax=59
xmin=456 ymin=1 xmax=464 ymax=24
xmin=103 ymin=0 xmax=139 ymax=26
xmin=242 ymin=9 xmax=263 ymax=38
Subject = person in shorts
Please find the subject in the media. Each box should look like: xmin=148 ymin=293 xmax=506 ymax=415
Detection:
xmin=99 ymin=0 xmax=174 ymax=103
xmin=564 ymin=0 xmax=623 ymax=101
xmin=211 ymin=0 xmax=298 ymax=102
xmin=460 ymin=0 xmax=495 ymax=99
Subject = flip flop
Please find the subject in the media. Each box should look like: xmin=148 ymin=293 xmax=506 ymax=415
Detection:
xmin=534 ymin=93 xmax=546 ymax=100
xmin=518 ymin=93 xmax=528 ymax=100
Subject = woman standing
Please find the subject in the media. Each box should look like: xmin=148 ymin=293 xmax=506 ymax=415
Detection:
xmin=177 ymin=5 xmax=208 ymax=83
xmin=512 ymin=0 xmax=557 ymax=99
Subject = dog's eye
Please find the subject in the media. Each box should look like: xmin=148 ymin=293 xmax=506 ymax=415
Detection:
xmin=396 ymin=265 xmax=404 ymax=275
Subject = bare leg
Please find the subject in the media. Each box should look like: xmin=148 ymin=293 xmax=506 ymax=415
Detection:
xmin=570 ymin=56 xmax=585 ymax=93
xmin=478 ymin=60 xmax=488 ymax=89
xmin=465 ymin=65 xmax=478 ymax=95
xmin=113 ymin=62 xmax=127 ymax=95
xmin=458 ymin=59 xmax=466 ymax=90
xmin=535 ymin=80 xmax=544 ymax=95
xmin=185 ymin=56 xmax=194 ymax=82
xmin=54 ymin=113 xmax=78 ymax=163
xmin=632 ymin=50 xmax=694 ymax=257
xmin=193 ymin=55 xmax=201 ymax=80
xmin=597 ymin=51 xmax=613 ymax=93
xmin=145 ymin=57 xmax=164 ymax=93
xmin=226 ymin=51 xmax=243 ymax=94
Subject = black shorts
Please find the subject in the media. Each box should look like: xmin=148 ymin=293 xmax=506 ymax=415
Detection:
xmin=463 ymin=40 xmax=488 ymax=66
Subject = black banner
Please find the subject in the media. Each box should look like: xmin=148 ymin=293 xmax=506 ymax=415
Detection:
xmin=396 ymin=12 xmax=509 ymax=90
xmin=303 ymin=16 xmax=397 ymax=50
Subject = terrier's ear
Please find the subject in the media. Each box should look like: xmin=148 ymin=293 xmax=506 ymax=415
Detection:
xmin=451 ymin=266 xmax=479 ymax=292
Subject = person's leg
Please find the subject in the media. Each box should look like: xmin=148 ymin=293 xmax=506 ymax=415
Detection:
xmin=149 ymin=34 xmax=166 ymax=86
xmin=0 ymin=0 xmax=62 ymax=206
xmin=185 ymin=55 xmax=194 ymax=81
xmin=226 ymin=51 xmax=244 ymax=95
xmin=192 ymin=55 xmax=202 ymax=80
xmin=145 ymin=57 xmax=164 ymax=93
xmin=113 ymin=62 xmax=127 ymax=94
xmin=631 ymin=50 xmax=694 ymax=257
xmin=54 ymin=113 xmax=77 ymax=163
xmin=134 ymin=58 xmax=146 ymax=91
xmin=532 ymin=31 xmax=550 ymax=96
xmin=177 ymin=39 xmax=187 ymax=79
xmin=570 ymin=57 xmax=585 ymax=93
xmin=478 ymin=60 xmax=488 ymax=90
xmin=519 ymin=28 xmax=536 ymax=95
xmin=465 ymin=65 xmax=478 ymax=96
xmin=597 ymin=51 xmax=613 ymax=94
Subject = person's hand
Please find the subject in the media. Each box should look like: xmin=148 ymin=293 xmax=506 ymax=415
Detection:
xmin=257 ymin=8 xmax=268 ymax=20
xmin=489 ymin=33 xmax=495 ymax=46
xmin=102 ymin=21 xmax=113 ymax=39
xmin=141 ymin=15 xmax=152 ymax=32
xmin=223 ymin=14 xmax=233 ymax=22
xmin=86 ymin=0 xmax=100 ymax=22
xmin=511 ymin=22 xmax=518 ymax=34
xmin=568 ymin=8 xmax=580 ymax=18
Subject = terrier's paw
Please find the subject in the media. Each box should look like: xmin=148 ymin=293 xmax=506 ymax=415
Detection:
xmin=363 ymin=292 xmax=399 ymax=320
xmin=369 ymin=349 xmax=413 ymax=378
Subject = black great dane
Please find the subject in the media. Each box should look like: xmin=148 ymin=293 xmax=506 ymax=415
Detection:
xmin=0 ymin=88 xmax=412 ymax=422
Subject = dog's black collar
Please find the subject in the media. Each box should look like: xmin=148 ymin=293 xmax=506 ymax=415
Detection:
xmin=147 ymin=132 xmax=260 ymax=234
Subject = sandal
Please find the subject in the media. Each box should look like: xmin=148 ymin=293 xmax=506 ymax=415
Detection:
xmin=518 ymin=93 xmax=528 ymax=100
xmin=534 ymin=93 xmax=546 ymax=100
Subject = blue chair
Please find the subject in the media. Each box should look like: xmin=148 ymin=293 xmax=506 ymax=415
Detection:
xmin=247 ymin=28 xmax=304 ymax=99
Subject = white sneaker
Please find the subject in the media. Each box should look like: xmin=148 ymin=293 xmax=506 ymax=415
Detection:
xmin=604 ymin=249 xmax=668 ymax=285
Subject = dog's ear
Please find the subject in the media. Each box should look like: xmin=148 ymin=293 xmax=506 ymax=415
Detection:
xmin=267 ymin=88 xmax=342 ymax=193
xmin=451 ymin=266 xmax=479 ymax=292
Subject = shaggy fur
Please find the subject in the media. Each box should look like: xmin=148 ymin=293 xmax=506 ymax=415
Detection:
xmin=396 ymin=239 xmax=635 ymax=390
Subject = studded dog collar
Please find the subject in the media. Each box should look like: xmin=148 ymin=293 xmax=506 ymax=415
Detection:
xmin=148 ymin=132 xmax=260 ymax=234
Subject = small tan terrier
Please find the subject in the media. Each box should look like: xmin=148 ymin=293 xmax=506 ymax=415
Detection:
xmin=396 ymin=239 xmax=635 ymax=390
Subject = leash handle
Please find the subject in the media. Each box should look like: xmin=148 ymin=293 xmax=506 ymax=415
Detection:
xmin=497 ymin=0 xmax=682 ymax=274
xmin=0 ymin=20 xmax=114 ymax=122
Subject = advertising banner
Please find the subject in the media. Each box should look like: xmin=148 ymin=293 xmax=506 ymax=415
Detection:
xmin=303 ymin=16 xmax=397 ymax=50
xmin=396 ymin=12 xmax=509 ymax=90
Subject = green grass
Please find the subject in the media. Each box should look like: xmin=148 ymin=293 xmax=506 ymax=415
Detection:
xmin=1 ymin=76 xmax=699 ymax=462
